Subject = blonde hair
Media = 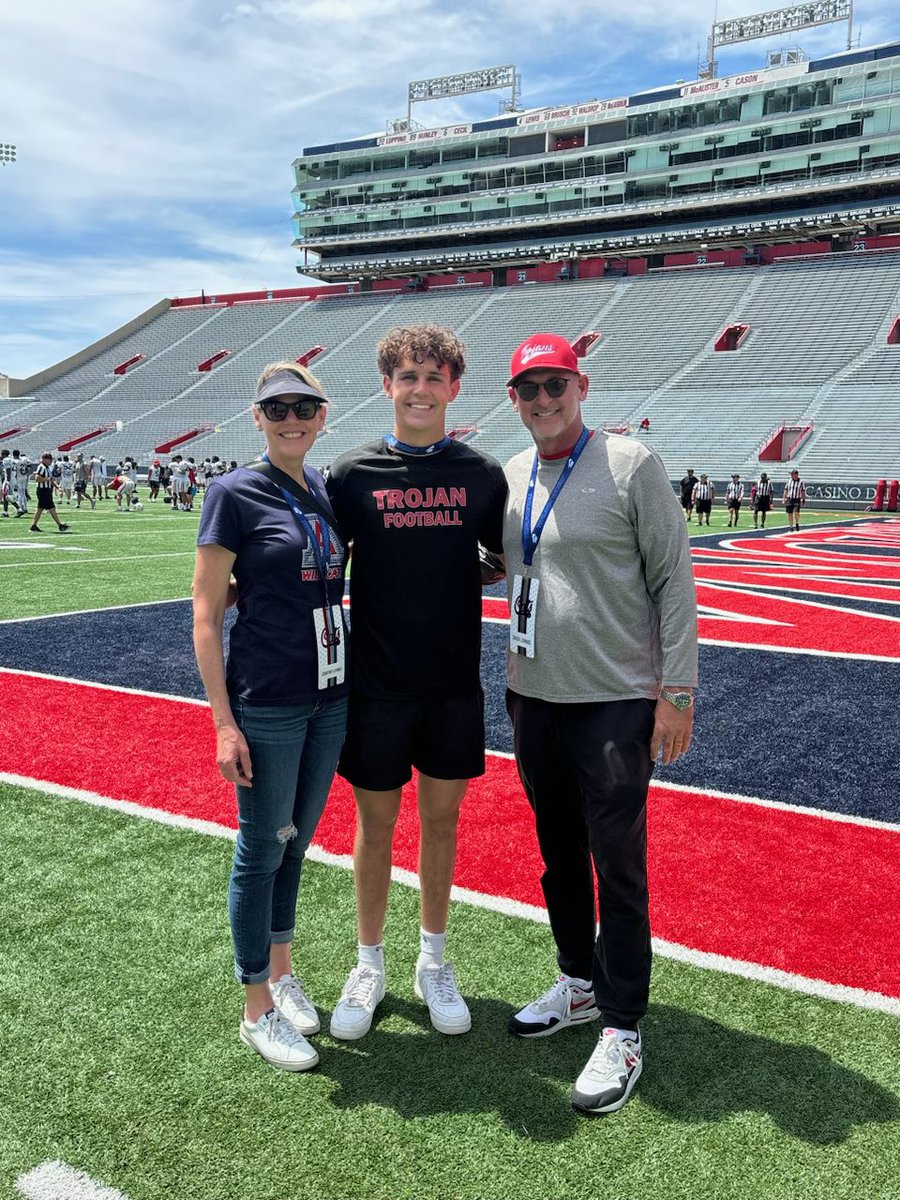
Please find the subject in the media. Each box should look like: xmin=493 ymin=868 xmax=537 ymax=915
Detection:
xmin=255 ymin=360 xmax=327 ymax=399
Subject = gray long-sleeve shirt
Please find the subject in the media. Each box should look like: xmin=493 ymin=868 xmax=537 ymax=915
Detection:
xmin=503 ymin=432 xmax=698 ymax=703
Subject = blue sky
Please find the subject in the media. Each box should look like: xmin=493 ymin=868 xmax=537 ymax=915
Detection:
xmin=0 ymin=0 xmax=895 ymax=380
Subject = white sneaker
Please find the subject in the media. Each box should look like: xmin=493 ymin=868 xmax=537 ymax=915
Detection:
xmin=571 ymin=1028 xmax=642 ymax=1115
xmin=415 ymin=962 xmax=471 ymax=1035
xmin=270 ymin=974 xmax=320 ymax=1036
xmin=239 ymin=1008 xmax=319 ymax=1072
xmin=508 ymin=974 xmax=600 ymax=1038
xmin=329 ymin=965 xmax=385 ymax=1041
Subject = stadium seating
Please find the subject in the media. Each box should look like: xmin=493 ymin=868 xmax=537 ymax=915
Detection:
xmin=6 ymin=252 xmax=900 ymax=483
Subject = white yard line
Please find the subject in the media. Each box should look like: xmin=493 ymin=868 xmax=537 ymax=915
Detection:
xmin=0 ymin=550 xmax=194 ymax=569
xmin=16 ymin=1161 xmax=130 ymax=1200
xmin=2 ymin=771 xmax=898 ymax=1018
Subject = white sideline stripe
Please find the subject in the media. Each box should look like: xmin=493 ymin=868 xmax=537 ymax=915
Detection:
xmin=2 ymin=772 xmax=899 ymax=1018
xmin=16 ymin=1160 xmax=129 ymax=1200
xmin=3 ymin=667 xmax=897 ymax=834
xmin=654 ymin=778 xmax=900 ymax=834
xmin=0 ymin=667 xmax=209 ymax=707
xmin=696 ymin=635 xmax=900 ymax=663
xmin=0 ymin=551 xmax=193 ymax=570
xmin=0 ymin=596 xmax=189 ymax=625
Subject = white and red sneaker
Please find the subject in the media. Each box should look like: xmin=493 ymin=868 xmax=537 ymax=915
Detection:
xmin=508 ymin=974 xmax=600 ymax=1038
xmin=571 ymin=1027 xmax=642 ymax=1115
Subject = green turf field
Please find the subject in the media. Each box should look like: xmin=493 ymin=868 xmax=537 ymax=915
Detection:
xmin=0 ymin=496 xmax=873 ymax=622
xmin=3 ymin=497 xmax=897 ymax=1200
xmin=2 ymin=781 xmax=899 ymax=1200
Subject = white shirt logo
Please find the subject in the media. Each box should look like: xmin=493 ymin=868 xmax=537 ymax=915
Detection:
xmin=520 ymin=344 xmax=557 ymax=365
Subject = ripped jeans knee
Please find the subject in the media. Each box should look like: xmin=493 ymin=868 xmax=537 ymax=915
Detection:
xmin=276 ymin=822 xmax=298 ymax=846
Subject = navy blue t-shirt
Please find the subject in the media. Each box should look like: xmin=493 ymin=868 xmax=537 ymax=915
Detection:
xmin=197 ymin=466 xmax=349 ymax=705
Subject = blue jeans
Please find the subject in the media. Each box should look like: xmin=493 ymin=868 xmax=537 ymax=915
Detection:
xmin=228 ymin=695 xmax=348 ymax=984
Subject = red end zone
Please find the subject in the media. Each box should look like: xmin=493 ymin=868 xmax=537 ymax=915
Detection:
xmin=5 ymin=670 xmax=898 ymax=1003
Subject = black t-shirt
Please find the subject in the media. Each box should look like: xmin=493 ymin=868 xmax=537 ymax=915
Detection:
xmin=326 ymin=439 xmax=507 ymax=699
xmin=679 ymin=474 xmax=695 ymax=501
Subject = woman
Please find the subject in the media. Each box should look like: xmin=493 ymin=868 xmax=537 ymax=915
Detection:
xmin=193 ymin=362 xmax=349 ymax=1072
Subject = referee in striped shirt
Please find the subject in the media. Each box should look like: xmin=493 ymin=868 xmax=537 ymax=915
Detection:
xmin=691 ymin=474 xmax=714 ymax=526
xmin=782 ymin=469 xmax=806 ymax=532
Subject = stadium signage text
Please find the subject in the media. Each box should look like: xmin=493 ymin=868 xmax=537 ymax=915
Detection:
xmin=679 ymin=63 xmax=798 ymax=97
xmin=517 ymin=97 xmax=629 ymax=126
xmin=805 ymin=483 xmax=877 ymax=501
xmin=377 ymin=124 xmax=473 ymax=147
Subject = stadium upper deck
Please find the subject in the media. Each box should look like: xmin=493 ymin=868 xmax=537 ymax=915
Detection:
xmin=293 ymin=39 xmax=900 ymax=279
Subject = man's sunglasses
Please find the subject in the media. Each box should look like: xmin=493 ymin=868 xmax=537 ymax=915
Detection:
xmin=512 ymin=376 xmax=571 ymax=403
xmin=257 ymin=397 xmax=325 ymax=421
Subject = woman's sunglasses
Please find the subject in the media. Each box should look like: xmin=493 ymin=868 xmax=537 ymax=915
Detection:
xmin=512 ymin=376 xmax=571 ymax=403
xmin=257 ymin=397 xmax=324 ymax=421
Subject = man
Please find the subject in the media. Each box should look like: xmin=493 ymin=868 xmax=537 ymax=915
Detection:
xmin=692 ymin=473 xmax=714 ymax=526
xmin=59 ymin=455 xmax=74 ymax=505
xmin=1 ymin=449 xmax=21 ymax=517
xmin=783 ymin=469 xmax=806 ymax=532
xmin=29 ymin=452 xmax=69 ymax=534
xmin=73 ymin=454 xmax=95 ymax=510
xmin=90 ymin=454 xmax=105 ymax=501
xmin=502 ymin=333 xmax=698 ymax=1116
xmin=726 ymin=473 xmax=744 ymax=527
xmin=112 ymin=467 xmax=137 ymax=512
xmin=678 ymin=468 xmax=696 ymax=522
xmin=147 ymin=459 xmax=162 ymax=502
xmin=325 ymin=324 xmax=507 ymax=1042
xmin=11 ymin=449 xmax=31 ymax=516
xmin=753 ymin=472 xmax=773 ymax=528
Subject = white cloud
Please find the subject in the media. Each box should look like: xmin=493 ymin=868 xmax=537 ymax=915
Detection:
xmin=0 ymin=0 xmax=897 ymax=376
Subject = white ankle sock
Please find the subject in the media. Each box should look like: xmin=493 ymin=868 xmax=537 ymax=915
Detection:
xmin=357 ymin=942 xmax=384 ymax=973
xmin=417 ymin=928 xmax=446 ymax=968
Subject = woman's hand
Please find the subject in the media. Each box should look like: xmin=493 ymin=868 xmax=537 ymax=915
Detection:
xmin=216 ymin=722 xmax=253 ymax=786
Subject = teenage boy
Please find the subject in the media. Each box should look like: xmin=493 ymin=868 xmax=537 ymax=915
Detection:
xmin=325 ymin=324 xmax=507 ymax=1042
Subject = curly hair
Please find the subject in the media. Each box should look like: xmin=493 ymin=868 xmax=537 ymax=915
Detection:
xmin=376 ymin=324 xmax=466 ymax=382
xmin=255 ymin=360 xmax=326 ymax=399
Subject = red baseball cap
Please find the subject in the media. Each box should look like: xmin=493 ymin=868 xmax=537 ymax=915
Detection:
xmin=508 ymin=333 xmax=579 ymax=387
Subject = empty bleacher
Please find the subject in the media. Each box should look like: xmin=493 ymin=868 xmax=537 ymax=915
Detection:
xmin=6 ymin=252 xmax=900 ymax=484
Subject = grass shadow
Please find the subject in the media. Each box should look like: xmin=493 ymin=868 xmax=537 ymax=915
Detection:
xmin=316 ymin=994 xmax=900 ymax=1147
xmin=641 ymin=1003 xmax=899 ymax=1143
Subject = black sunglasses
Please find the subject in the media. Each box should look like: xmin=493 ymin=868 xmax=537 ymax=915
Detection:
xmin=513 ymin=376 xmax=571 ymax=403
xmin=257 ymin=396 xmax=324 ymax=421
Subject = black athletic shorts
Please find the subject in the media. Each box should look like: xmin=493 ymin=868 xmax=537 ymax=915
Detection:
xmin=755 ymin=496 xmax=771 ymax=513
xmin=785 ymin=499 xmax=801 ymax=513
xmin=36 ymin=487 xmax=54 ymax=509
xmin=338 ymin=689 xmax=486 ymax=791
xmin=696 ymin=499 xmax=712 ymax=515
xmin=727 ymin=499 xmax=741 ymax=510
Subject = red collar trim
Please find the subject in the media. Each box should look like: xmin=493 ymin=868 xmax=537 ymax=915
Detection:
xmin=539 ymin=428 xmax=594 ymax=461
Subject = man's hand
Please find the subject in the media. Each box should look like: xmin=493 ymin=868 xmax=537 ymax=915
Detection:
xmin=216 ymin=723 xmax=253 ymax=786
xmin=650 ymin=701 xmax=693 ymax=765
xmin=479 ymin=547 xmax=506 ymax=586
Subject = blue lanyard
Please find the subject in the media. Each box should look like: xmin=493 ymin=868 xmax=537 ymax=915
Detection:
xmin=384 ymin=434 xmax=451 ymax=456
xmin=521 ymin=427 xmax=591 ymax=568
xmin=262 ymin=457 xmax=336 ymax=602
